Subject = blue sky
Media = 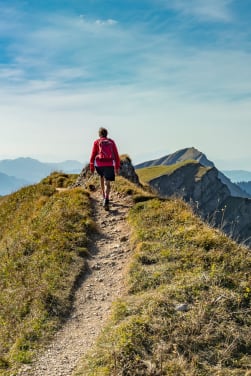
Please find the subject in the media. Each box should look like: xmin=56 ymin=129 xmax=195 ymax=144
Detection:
xmin=1 ymin=0 xmax=251 ymax=169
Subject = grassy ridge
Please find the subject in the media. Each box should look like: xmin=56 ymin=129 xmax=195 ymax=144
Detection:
xmin=1 ymin=172 xmax=250 ymax=375
xmin=136 ymin=160 xmax=210 ymax=184
xmin=75 ymin=193 xmax=251 ymax=375
xmin=0 ymin=173 xmax=94 ymax=374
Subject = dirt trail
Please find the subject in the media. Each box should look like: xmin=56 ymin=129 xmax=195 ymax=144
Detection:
xmin=18 ymin=190 xmax=132 ymax=376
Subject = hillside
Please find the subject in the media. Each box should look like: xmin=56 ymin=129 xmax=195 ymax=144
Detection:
xmin=75 ymin=178 xmax=251 ymax=376
xmin=0 ymin=171 xmax=250 ymax=376
xmin=0 ymin=173 xmax=93 ymax=374
xmin=136 ymin=161 xmax=251 ymax=247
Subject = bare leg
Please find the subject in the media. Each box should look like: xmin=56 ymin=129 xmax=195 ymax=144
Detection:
xmin=104 ymin=179 xmax=111 ymax=199
xmin=100 ymin=176 xmax=105 ymax=198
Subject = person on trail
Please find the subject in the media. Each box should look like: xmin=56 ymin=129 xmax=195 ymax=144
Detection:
xmin=89 ymin=127 xmax=120 ymax=210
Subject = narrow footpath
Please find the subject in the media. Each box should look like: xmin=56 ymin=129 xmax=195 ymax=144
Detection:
xmin=18 ymin=190 xmax=132 ymax=376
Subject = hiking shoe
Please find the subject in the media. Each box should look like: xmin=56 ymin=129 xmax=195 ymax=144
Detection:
xmin=103 ymin=198 xmax=109 ymax=211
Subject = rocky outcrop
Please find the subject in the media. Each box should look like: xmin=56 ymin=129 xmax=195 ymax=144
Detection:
xmin=70 ymin=164 xmax=91 ymax=188
xmin=119 ymin=155 xmax=141 ymax=186
xmin=148 ymin=161 xmax=251 ymax=247
xmin=150 ymin=163 xmax=230 ymax=216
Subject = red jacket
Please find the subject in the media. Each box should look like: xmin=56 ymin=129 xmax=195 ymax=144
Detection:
xmin=89 ymin=137 xmax=120 ymax=173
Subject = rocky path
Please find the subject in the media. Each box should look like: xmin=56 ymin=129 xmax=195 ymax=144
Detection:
xmin=18 ymin=190 xmax=131 ymax=376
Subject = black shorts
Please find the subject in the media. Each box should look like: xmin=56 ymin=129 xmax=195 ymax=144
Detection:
xmin=95 ymin=166 xmax=115 ymax=181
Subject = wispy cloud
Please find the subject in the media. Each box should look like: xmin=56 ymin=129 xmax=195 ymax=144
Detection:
xmin=0 ymin=10 xmax=126 ymax=89
xmin=160 ymin=0 xmax=234 ymax=22
xmin=95 ymin=19 xmax=118 ymax=26
xmin=1 ymin=4 xmax=251 ymax=104
xmin=1 ymin=1 xmax=251 ymax=166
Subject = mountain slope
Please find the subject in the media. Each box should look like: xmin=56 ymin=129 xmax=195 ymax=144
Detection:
xmin=0 ymin=173 xmax=93 ymax=372
xmin=0 ymin=172 xmax=250 ymax=376
xmin=75 ymin=188 xmax=251 ymax=376
xmin=137 ymin=161 xmax=251 ymax=247
xmin=135 ymin=147 xmax=214 ymax=169
xmin=237 ymin=181 xmax=251 ymax=195
xmin=0 ymin=172 xmax=29 ymax=195
xmin=135 ymin=147 xmax=250 ymax=199
xmin=223 ymin=169 xmax=251 ymax=182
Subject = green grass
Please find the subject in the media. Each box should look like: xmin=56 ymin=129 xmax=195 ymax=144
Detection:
xmin=136 ymin=165 xmax=175 ymax=184
xmin=136 ymin=160 xmax=203 ymax=184
xmin=136 ymin=160 xmax=198 ymax=184
xmin=75 ymin=191 xmax=251 ymax=375
xmin=1 ymin=172 xmax=250 ymax=376
xmin=40 ymin=171 xmax=78 ymax=188
xmin=113 ymin=176 xmax=156 ymax=203
xmin=0 ymin=173 xmax=95 ymax=375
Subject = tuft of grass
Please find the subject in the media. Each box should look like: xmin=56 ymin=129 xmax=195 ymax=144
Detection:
xmin=113 ymin=176 xmax=156 ymax=203
xmin=40 ymin=171 xmax=78 ymax=188
xmin=0 ymin=174 xmax=95 ymax=375
xmin=75 ymin=187 xmax=251 ymax=375
xmin=120 ymin=154 xmax=132 ymax=164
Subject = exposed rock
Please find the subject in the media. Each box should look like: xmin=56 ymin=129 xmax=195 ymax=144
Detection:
xmin=119 ymin=155 xmax=141 ymax=185
xmin=175 ymin=303 xmax=190 ymax=312
xmin=150 ymin=163 xmax=230 ymax=216
xmin=148 ymin=161 xmax=251 ymax=247
xmin=70 ymin=164 xmax=91 ymax=188
xmin=135 ymin=147 xmax=250 ymax=199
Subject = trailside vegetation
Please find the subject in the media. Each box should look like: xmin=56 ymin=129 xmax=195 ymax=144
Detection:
xmin=0 ymin=171 xmax=250 ymax=376
xmin=75 ymin=179 xmax=251 ymax=376
xmin=0 ymin=173 xmax=95 ymax=375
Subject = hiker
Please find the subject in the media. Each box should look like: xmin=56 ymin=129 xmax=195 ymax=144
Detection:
xmin=89 ymin=127 xmax=120 ymax=210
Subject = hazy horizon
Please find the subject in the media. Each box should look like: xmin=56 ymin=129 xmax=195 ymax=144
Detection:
xmin=0 ymin=150 xmax=251 ymax=172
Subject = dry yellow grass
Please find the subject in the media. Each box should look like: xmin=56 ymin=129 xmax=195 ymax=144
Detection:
xmin=75 ymin=181 xmax=251 ymax=376
xmin=0 ymin=173 xmax=95 ymax=375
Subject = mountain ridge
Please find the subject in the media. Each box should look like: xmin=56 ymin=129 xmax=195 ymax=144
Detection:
xmin=135 ymin=147 xmax=250 ymax=199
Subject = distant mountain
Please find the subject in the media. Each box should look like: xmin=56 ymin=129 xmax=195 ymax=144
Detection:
xmin=135 ymin=147 xmax=214 ymax=169
xmin=0 ymin=158 xmax=83 ymax=183
xmin=135 ymin=147 xmax=250 ymax=199
xmin=237 ymin=181 xmax=251 ymax=196
xmin=0 ymin=157 xmax=83 ymax=195
xmin=0 ymin=172 xmax=29 ymax=196
xmin=222 ymin=170 xmax=251 ymax=183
